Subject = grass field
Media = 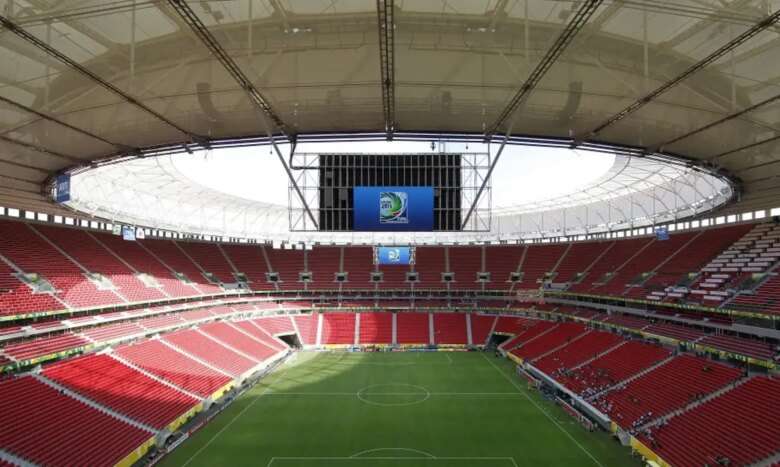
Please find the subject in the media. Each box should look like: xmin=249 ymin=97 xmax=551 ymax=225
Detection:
xmin=161 ymin=351 xmax=639 ymax=467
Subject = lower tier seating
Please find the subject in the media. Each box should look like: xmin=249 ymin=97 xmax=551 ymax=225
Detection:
xmin=510 ymin=322 xmax=587 ymax=361
xmin=358 ymin=312 xmax=393 ymax=344
xmin=639 ymin=376 xmax=780 ymax=467
xmin=0 ymin=376 xmax=152 ymax=467
xmin=116 ymin=339 xmax=231 ymax=397
xmin=432 ymin=312 xmax=468 ymax=345
xmin=470 ymin=314 xmax=497 ymax=346
xmin=595 ymin=354 xmax=743 ymax=430
xmin=43 ymin=354 xmax=199 ymax=429
xmin=321 ymin=313 xmax=356 ymax=345
xmin=396 ymin=312 xmax=430 ymax=344
xmin=558 ymin=341 xmax=672 ymax=398
xmin=292 ymin=315 xmax=318 ymax=345
xmin=533 ymin=330 xmax=624 ymax=376
xmin=164 ymin=329 xmax=257 ymax=377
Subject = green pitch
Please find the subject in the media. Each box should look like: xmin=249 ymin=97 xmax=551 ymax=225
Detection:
xmin=161 ymin=351 xmax=639 ymax=467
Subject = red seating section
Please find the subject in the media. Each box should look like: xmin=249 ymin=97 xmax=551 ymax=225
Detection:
xmin=571 ymin=238 xmax=649 ymax=293
xmin=177 ymin=242 xmax=236 ymax=284
xmin=534 ymin=330 xmax=623 ymax=375
xmin=220 ymin=244 xmax=274 ymax=291
xmin=432 ymin=312 xmax=467 ymax=344
xmin=308 ymin=247 xmax=341 ymax=290
xmin=558 ymin=341 xmax=671 ymax=398
xmin=414 ymin=247 xmax=445 ymax=289
xmin=500 ymin=320 xmax=556 ymax=351
xmin=396 ymin=312 xmax=430 ymax=344
xmin=596 ymin=354 xmax=742 ymax=429
xmin=509 ymin=322 xmax=586 ymax=361
xmin=164 ymin=329 xmax=257 ymax=376
xmin=358 ymin=312 xmax=393 ymax=344
xmin=199 ymin=322 xmax=278 ymax=361
xmin=142 ymin=239 xmax=221 ymax=294
xmin=554 ymin=242 xmax=612 ymax=283
xmin=341 ymin=247 xmax=373 ymax=289
xmin=0 ymin=376 xmax=151 ymax=467
xmin=266 ymin=248 xmax=304 ymax=290
xmin=320 ymin=313 xmax=356 ymax=345
xmin=94 ymin=232 xmax=197 ymax=298
xmin=4 ymin=333 xmax=88 ymax=361
xmin=43 ymin=354 xmax=199 ymax=429
xmin=698 ymin=334 xmax=774 ymax=361
xmin=292 ymin=314 xmax=318 ymax=345
xmin=37 ymin=226 xmax=165 ymax=303
xmin=255 ymin=316 xmax=296 ymax=335
xmin=116 ymin=339 xmax=231 ymax=397
xmin=640 ymin=376 xmax=780 ymax=467
xmin=484 ymin=246 xmax=523 ymax=289
xmin=233 ymin=320 xmax=286 ymax=352
xmin=0 ymin=258 xmax=62 ymax=316
xmin=449 ymin=247 xmax=481 ymax=290
xmin=470 ymin=314 xmax=497 ymax=345
xmin=0 ymin=220 xmax=121 ymax=309
xmin=516 ymin=244 xmax=567 ymax=289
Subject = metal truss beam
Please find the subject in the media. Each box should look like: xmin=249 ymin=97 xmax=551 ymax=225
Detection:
xmin=166 ymin=0 xmax=292 ymax=138
xmin=0 ymin=95 xmax=126 ymax=151
xmin=0 ymin=14 xmax=199 ymax=142
xmin=484 ymin=0 xmax=603 ymax=138
xmin=574 ymin=8 xmax=780 ymax=146
xmin=653 ymin=91 xmax=780 ymax=152
xmin=0 ymin=135 xmax=83 ymax=164
xmin=377 ymin=0 xmax=395 ymax=139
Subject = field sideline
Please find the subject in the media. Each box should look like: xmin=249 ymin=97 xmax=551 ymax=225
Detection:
xmin=160 ymin=351 xmax=639 ymax=467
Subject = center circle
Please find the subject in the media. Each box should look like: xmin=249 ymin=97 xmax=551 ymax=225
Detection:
xmin=356 ymin=383 xmax=431 ymax=407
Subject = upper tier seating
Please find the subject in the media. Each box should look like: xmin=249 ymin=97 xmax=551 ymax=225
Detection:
xmin=572 ymin=238 xmax=651 ymax=293
xmin=321 ymin=313 xmax=356 ymax=345
xmin=220 ymin=244 xmax=274 ymax=291
xmin=470 ymin=314 xmax=497 ymax=346
xmin=358 ymin=312 xmax=393 ymax=344
xmin=142 ymin=239 xmax=221 ymax=294
xmin=414 ymin=247 xmax=446 ymax=289
xmin=177 ymin=242 xmax=236 ymax=284
xmin=509 ymin=322 xmax=586 ymax=361
xmin=341 ymin=247 xmax=373 ymax=289
xmin=3 ymin=333 xmax=88 ymax=361
xmin=0 ymin=376 xmax=152 ymax=467
xmin=432 ymin=312 xmax=468 ymax=344
xmin=553 ymin=241 xmax=613 ymax=284
xmin=307 ymin=247 xmax=341 ymax=290
xmin=95 ymin=232 xmax=197 ymax=297
xmin=558 ymin=341 xmax=672 ymax=398
xmin=43 ymin=354 xmax=199 ymax=429
xmin=639 ymin=376 xmax=780 ymax=467
xmin=534 ymin=330 xmax=624 ymax=375
xmin=595 ymin=354 xmax=742 ymax=429
xmin=449 ymin=247 xmax=482 ymax=290
xmin=0 ymin=220 xmax=122 ymax=309
xmin=0 ymin=257 xmax=63 ymax=316
xmin=516 ymin=244 xmax=567 ymax=289
xmin=396 ymin=312 xmax=430 ymax=344
xmin=484 ymin=246 xmax=524 ymax=289
xmin=164 ymin=329 xmax=257 ymax=376
xmin=116 ymin=339 xmax=231 ymax=397
xmin=37 ymin=226 xmax=165 ymax=303
xmin=266 ymin=249 xmax=304 ymax=290
xmin=698 ymin=334 xmax=774 ymax=361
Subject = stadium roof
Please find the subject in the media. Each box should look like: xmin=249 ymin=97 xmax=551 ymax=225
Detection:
xmin=1 ymin=0 xmax=779 ymax=227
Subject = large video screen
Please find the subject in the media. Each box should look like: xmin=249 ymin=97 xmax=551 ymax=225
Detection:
xmin=354 ymin=186 xmax=434 ymax=231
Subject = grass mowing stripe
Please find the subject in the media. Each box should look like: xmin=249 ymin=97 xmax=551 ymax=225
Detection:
xmin=480 ymin=352 xmax=605 ymax=467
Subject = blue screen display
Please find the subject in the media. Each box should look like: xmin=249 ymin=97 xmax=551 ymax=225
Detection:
xmin=122 ymin=225 xmax=136 ymax=241
xmin=55 ymin=174 xmax=71 ymax=203
xmin=655 ymin=226 xmax=669 ymax=241
xmin=376 ymin=246 xmax=412 ymax=265
xmin=354 ymin=186 xmax=434 ymax=231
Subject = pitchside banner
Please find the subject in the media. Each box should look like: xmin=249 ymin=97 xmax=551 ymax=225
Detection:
xmin=353 ymin=186 xmax=434 ymax=231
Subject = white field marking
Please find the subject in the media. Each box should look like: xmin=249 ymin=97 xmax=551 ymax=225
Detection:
xmin=481 ymin=353 xmax=604 ymax=467
xmin=357 ymin=383 xmax=430 ymax=407
xmin=180 ymin=372 xmax=285 ymax=467
xmin=350 ymin=447 xmax=436 ymax=458
xmin=265 ymin=391 xmax=521 ymax=396
xmin=267 ymin=456 xmax=518 ymax=467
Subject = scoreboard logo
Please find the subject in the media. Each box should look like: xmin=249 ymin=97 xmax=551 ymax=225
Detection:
xmin=379 ymin=191 xmax=409 ymax=224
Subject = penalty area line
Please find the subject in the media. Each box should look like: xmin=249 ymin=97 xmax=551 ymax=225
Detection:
xmin=481 ymin=353 xmax=605 ymax=467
